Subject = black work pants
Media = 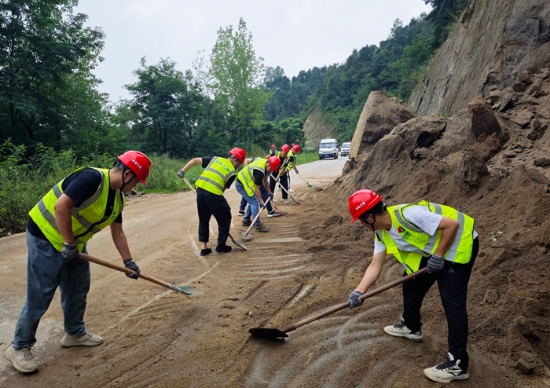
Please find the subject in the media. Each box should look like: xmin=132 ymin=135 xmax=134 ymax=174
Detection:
xmin=269 ymin=173 xmax=289 ymax=200
xmin=197 ymin=190 xmax=231 ymax=247
xmin=402 ymin=237 xmax=479 ymax=370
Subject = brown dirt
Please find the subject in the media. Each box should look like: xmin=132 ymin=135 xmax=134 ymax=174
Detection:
xmin=1 ymin=159 xmax=549 ymax=387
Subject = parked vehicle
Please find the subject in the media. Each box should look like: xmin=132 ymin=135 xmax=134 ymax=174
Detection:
xmin=319 ymin=139 xmax=338 ymax=159
xmin=340 ymin=142 xmax=351 ymax=157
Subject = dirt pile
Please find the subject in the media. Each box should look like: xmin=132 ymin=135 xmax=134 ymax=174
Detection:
xmin=300 ymin=68 xmax=550 ymax=383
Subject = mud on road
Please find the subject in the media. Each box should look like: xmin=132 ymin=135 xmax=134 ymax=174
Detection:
xmin=0 ymin=157 xmax=547 ymax=387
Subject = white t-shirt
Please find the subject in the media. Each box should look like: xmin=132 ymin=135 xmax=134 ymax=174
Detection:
xmin=373 ymin=205 xmax=477 ymax=254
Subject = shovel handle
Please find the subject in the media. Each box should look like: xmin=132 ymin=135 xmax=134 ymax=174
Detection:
xmin=79 ymin=252 xmax=180 ymax=293
xmin=242 ymin=197 xmax=271 ymax=236
xmin=281 ymin=267 xmax=428 ymax=333
xmin=296 ymin=172 xmax=312 ymax=187
xmin=270 ymin=173 xmax=300 ymax=204
xmin=182 ymin=177 xmax=197 ymax=194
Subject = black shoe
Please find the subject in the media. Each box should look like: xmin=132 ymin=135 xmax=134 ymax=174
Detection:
xmin=242 ymin=219 xmax=251 ymax=226
xmin=200 ymin=248 xmax=212 ymax=256
xmin=215 ymin=245 xmax=232 ymax=253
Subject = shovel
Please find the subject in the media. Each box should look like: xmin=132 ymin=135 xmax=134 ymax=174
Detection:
xmin=181 ymin=177 xmax=247 ymax=251
xmin=296 ymin=172 xmax=315 ymax=189
xmin=249 ymin=267 xmax=428 ymax=339
xmin=238 ymin=197 xmax=272 ymax=241
xmin=79 ymin=253 xmax=204 ymax=297
xmin=271 ymin=173 xmax=300 ymax=204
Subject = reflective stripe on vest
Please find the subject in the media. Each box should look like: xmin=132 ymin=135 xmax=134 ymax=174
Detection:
xmin=376 ymin=201 xmax=475 ymax=274
xmin=237 ymin=158 xmax=266 ymax=197
xmin=195 ymin=157 xmax=235 ymax=196
xmin=28 ymin=167 xmax=125 ymax=252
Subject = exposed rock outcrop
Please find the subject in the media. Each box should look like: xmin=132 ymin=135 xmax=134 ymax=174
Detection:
xmin=409 ymin=0 xmax=550 ymax=117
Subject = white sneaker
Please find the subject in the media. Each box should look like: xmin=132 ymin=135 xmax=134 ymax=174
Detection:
xmin=383 ymin=320 xmax=423 ymax=341
xmin=61 ymin=332 xmax=103 ymax=347
xmin=423 ymin=352 xmax=469 ymax=383
xmin=283 ymin=199 xmax=289 ymax=204
xmin=288 ymin=188 xmax=295 ymax=192
xmin=5 ymin=345 xmax=38 ymax=373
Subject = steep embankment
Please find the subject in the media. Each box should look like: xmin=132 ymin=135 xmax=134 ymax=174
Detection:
xmin=409 ymin=0 xmax=550 ymax=116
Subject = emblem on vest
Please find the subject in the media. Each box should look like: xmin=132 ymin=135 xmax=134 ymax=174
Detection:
xmin=397 ymin=226 xmax=410 ymax=239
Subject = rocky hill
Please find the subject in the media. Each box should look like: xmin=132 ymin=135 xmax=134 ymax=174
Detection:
xmin=301 ymin=0 xmax=550 ymax=383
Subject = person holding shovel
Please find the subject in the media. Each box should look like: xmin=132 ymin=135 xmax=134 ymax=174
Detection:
xmin=236 ymin=156 xmax=281 ymax=233
xmin=6 ymin=151 xmax=151 ymax=374
xmin=269 ymin=144 xmax=294 ymax=204
xmin=177 ymin=147 xmax=246 ymax=255
xmin=346 ymin=189 xmax=478 ymax=384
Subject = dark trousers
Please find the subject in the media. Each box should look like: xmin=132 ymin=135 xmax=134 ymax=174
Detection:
xmin=269 ymin=173 xmax=289 ymax=199
xmin=402 ymin=237 xmax=479 ymax=370
xmin=239 ymin=185 xmax=273 ymax=212
xmin=197 ymin=191 xmax=231 ymax=247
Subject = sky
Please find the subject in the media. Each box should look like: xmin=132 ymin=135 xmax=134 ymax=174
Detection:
xmin=74 ymin=0 xmax=432 ymax=103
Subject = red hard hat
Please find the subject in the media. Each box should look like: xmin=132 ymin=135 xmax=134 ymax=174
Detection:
xmin=349 ymin=189 xmax=382 ymax=224
xmin=268 ymin=156 xmax=281 ymax=172
xmin=292 ymin=144 xmax=301 ymax=154
xmin=271 ymin=144 xmax=276 ymax=149
xmin=229 ymin=147 xmax=246 ymax=164
xmin=281 ymin=144 xmax=290 ymax=153
xmin=117 ymin=151 xmax=151 ymax=185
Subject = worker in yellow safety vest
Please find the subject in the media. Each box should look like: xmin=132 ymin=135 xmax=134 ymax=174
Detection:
xmin=6 ymin=151 xmax=151 ymax=374
xmin=178 ymin=147 xmax=247 ymax=255
xmin=346 ymin=189 xmax=478 ymax=384
xmin=236 ymin=156 xmax=281 ymax=232
xmin=269 ymin=144 xmax=294 ymax=204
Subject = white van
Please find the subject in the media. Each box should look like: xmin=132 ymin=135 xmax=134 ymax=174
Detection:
xmin=319 ymin=138 xmax=338 ymax=160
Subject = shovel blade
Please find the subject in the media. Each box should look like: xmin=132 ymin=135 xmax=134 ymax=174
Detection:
xmin=175 ymin=285 xmax=204 ymax=297
xmin=249 ymin=327 xmax=288 ymax=340
xmin=239 ymin=230 xmax=254 ymax=241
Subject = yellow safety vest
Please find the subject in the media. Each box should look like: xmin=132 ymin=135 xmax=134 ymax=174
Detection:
xmin=375 ymin=200 xmax=475 ymax=274
xmin=285 ymin=150 xmax=295 ymax=172
xmin=237 ymin=158 xmax=266 ymax=197
xmin=195 ymin=157 xmax=236 ymax=196
xmin=277 ymin=151 xmax=291 ymax=176
xmin=28 ymin=167 xmax=125 ymax=252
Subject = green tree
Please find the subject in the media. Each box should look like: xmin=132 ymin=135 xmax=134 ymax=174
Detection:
xmin=0 ymin=0 xmax=107 ymax=152
xmin=208 ymin=18 xmax=270 ymax=149
xmin=124 ymin=58 xmax=230 ymax=158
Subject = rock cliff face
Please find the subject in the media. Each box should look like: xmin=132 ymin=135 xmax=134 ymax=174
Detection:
xmin=302 ymin=108 xmax=336 ymax=150
xmin=409 ymin=0 xmax=550 ymax=116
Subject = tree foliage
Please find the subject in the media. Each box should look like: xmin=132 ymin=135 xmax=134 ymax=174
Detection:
xmin=208 ymin=18 xmax=271 ymax=150
xmin=0 ymin=0 xmax=110 ymax=155
xmin=122 ymin=58 xmax=229 ymax=158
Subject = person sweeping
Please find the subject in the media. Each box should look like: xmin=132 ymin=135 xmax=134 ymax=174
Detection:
xmin=6 ymin=151 xmax=151 ymax=374
xmin=178 ymin=147 xmax=246 ymax=255
xmin=346 ymin=189 xmax=478 ymax=384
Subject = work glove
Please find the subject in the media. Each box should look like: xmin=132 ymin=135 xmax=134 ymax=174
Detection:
xmin=124 ymin=258 xmax=140 ymax=279
xmin=348 ymin=290 xmax=364 ymax=309
xmin=427 ymin=254 xmax=445 ymax=274
xmin=61 ymin=243 xmax=79 ymax=260
xmin=295 ymin=168 xmax=299 ymax=174
xmin=259 ymin=202 xmax=265 ymax=209
xmin=177 ymin=169 xmax=185 ymax=178
xmin=268 ymin=192 xmax=274 ymax=200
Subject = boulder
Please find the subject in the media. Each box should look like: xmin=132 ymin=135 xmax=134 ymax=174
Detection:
xmin=350 ymin=91 xmax=417 ymax=160
xmin=454 ymin=153 xmax=489 ymax=192
xmin=391 ymin=116 xmax=446 ymax=158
